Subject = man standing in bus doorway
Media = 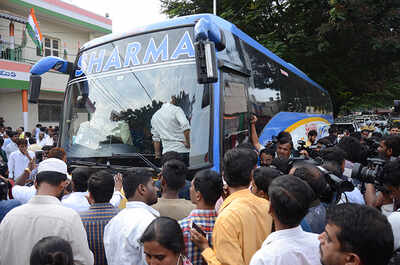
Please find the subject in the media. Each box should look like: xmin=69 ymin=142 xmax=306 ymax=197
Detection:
xmin=151 ymin=96 xmax=191 ymax=166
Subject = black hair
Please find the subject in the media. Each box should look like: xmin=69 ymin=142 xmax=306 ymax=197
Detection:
xmin=337 ymin=136 xmax=362 ymax=163
xmin=88 ymin=170 xmax=115 ymax=203
xmin=326 ymin=204 xmax=393 ymax=265
xmin=277 ymin=136 xmax=293 ymax=148
xmin=317 ymin=137 xmax=332 ymax=146
xmin=0 ymin=137 xmax=3 ymax=146
xmin=223 ymin=148 xmax=257 ymax=188
xmin=193 ymin=169 xmax=223 ymax=206
xmin=161 ymin=151 xmax=180 ymax=165
xmin=36 ymin=172 xmax=67 ymax=187
xmin=237 ymin=142 xmax=256 ymax=151
xmin=140 ymin=217 xmax=184 ymax=254
xmin=382 ymin=160 xmax=400 ymax=187
xmin=30 ymin=236 xmax=73 ymax=265
xmin=162 ymin=159 xmax=187 ymax=191
xmin=71 ymin=168 xmax=92 ymax=192
xmin=308 ymin=130 xmax=317 ymax=137
xmin=36 ymin=124 xmax=42 ymax=128
xmin=372 ymin=132 xmax=382 ymax=138
xmin=25 ymin=132 xmax=32 ymax=138
xmin=383 ymin=136 xmax=400 ymax=157
xmin=293 ymin=164 xmax=326 ymax=199
xmin=271 ymin=157 xmax=291 ymax=174
xmin=268 ymin=175 xmax=314 ymax=227
xmin=123 ymin=168 xmax=155 ymax=199
xmin=277 ymin=131 xmax=292 ymax=141
xmin=320 ymin=147 xmax=346 ymax=167
xmin=28 ymin=137 xmax=36 ymax=145
xmin=260 ymin=147 xmax=275 ymax=158
xmin=42 ymin=145 xmax=53 ymax=152
xmin=15 ymin=138 xmax=27 ymax=146
xmin=252 ymin=167 xmax=281 ymax=194
xmin=328 ymin=126 xmax=337 ymax=134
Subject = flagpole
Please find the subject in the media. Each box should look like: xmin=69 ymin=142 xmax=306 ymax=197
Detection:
xmin=213 ymin=0 xmax=217 ymax=15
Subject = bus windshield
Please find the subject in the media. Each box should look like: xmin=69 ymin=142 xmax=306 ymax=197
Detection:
xmin=60 ymin=27 xmax=211 ymax=168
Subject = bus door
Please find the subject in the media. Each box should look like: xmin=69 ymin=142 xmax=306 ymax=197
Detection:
xmin=220 ymin=67 xmax=251 ymax=163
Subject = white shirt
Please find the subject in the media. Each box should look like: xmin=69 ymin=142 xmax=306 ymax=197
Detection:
xmin=5 ymin=141 xmax=18 ymax=159
xmin=0 ymin=195 xmax=93 ymax=265
xmin=7 ymin=150 xmax=35 ymax=180
xmin=62 ymin=191 xmax=90 ymax=212
xmin=250 ymin=226 xmax=321 ymax=265
xmin=12 ymin=185 xmax=37 ymax=204
xmin=151 ymin=103 xmax=190 ymax=154
xmin=104 ymin=201 xmax=160 ymax=265
xmin=62 ymin=191 xmax=123 ymax=212
xmin=61 ymin=191 xmax=122 ymax=212
xmin=338 ymin=187 xmax=365 ymax=205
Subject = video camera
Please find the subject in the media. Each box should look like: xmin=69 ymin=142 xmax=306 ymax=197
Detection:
xmin=351 ymin=157 xmax=386 ymax=185
xmin=288 ymin=156 xmax=354 ymax=197
xmin=296 ymin=140 xmax=321 ymax=159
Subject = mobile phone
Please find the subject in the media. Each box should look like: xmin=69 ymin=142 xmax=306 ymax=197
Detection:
xmin=191 ymin=222 xmax=207 ymax=237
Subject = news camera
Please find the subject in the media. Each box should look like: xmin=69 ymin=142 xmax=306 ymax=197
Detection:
xmin=351 ymin=157 xmax=386 ymax=185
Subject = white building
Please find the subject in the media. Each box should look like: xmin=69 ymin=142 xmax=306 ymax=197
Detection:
xmin=0 ymin=0 xmax=111 ymax=131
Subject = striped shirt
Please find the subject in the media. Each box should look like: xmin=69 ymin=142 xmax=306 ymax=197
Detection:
xmin=179 ymin=209 xmax=218 ymax=265
xmin=80 ymin=203 xmax=119 ymax=265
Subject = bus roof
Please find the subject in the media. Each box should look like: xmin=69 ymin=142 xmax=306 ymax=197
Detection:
xmin=81 ymin=14 xmax=327 ymax=94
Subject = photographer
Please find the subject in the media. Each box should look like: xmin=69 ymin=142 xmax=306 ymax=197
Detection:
xmin=319 ymin=147 xmax=365 ymax=205
xmin=378 ymin=135 xmax=400 ymax=161
xmin=363 ymin=136 xmax=400 ymax=210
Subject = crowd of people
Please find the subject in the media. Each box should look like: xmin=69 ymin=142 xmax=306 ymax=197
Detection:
xmin=1 ymin=116 xmax=400 ymax=265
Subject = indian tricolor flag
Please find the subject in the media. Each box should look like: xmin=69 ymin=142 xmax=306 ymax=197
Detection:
xmin=26 ymin=8 xmax=43 ymax=54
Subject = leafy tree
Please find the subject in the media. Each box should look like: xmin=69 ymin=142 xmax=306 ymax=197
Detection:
xmin=160 ymin=0 xmax=400 ymax=115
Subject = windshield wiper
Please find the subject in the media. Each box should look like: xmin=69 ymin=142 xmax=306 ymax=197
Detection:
xmin=68 ymin=159 xmax=139 ymax=172
xmin=111 ymin=153 xmax=161 ymax=173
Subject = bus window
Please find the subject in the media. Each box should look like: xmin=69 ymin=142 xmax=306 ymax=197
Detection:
xmin=222 ymin=71 xmax=250 ymax=155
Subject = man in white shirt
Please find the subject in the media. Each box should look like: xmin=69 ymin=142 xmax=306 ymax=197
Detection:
xmin=62 ymin=168 xmax=124 ymax=212
xmin=0 ymin=158 xmax=94 ymax=265
xmin=151 ymin=97 xmax=191 ymax=165
xmin=4 ymin=131 xmax=18 ymax=159
xmin=104 ymin=168 xmax=159 ymax=265
xmin=250 ymin=175 xmax=320 ymax=265
xmin=7 ymin=138 xmax=35 ymax=180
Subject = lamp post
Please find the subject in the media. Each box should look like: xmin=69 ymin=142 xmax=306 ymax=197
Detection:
xmin=213 ymin=0 xmax=217 ymax=15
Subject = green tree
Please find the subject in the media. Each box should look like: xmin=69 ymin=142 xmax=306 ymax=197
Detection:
xmin=160 ymin=0 xmax=400 ymax=115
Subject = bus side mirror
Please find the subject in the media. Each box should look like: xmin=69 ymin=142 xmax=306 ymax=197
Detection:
xmin=195 ymin=41 xmax=218 ymax=84
xmin=28 ymin=75 xmax=41 ymax=103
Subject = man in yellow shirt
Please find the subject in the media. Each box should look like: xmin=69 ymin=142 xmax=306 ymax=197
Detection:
xmin=191 ymin=148 xmax=273 ymax=265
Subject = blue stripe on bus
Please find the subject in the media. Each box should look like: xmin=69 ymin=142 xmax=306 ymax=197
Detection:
xmin=212 ymin=70 xmax=221 ymax=173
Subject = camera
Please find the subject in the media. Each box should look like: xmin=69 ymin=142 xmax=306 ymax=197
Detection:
xmin=317 ymin=166 xmax=354 ymax=194
xmin=351 ymin=158 xmax=386 ymax=184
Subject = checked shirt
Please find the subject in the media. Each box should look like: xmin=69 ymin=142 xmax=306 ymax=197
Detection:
xmin=80 ymin=203 xmax=119 ymax=265
xmin=179 ymin=209 xmax=218 ymax=265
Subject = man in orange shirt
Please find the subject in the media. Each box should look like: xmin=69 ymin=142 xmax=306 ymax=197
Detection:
xmin=191 ymin=147 xmax=273 ymax=265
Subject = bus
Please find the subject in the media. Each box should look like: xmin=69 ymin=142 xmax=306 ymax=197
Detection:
xmin=29 ymin=14 xmax=333 ymax=173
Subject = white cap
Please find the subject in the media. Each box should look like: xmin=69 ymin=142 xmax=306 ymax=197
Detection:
xmin=388 ymin=212 xmax=400 ymax=250
xmin=38 ymin=158 xmax=68 ymax=176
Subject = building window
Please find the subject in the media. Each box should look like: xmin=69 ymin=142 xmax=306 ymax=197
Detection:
xmin=38 ymin=37 xmax=60 ymax=57
xmin=38 ymin=100 xmax=62 ymax=122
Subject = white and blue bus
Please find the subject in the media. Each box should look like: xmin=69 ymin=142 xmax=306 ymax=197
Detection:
xmin=29 ymin=14 xmax=333 ymax=172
